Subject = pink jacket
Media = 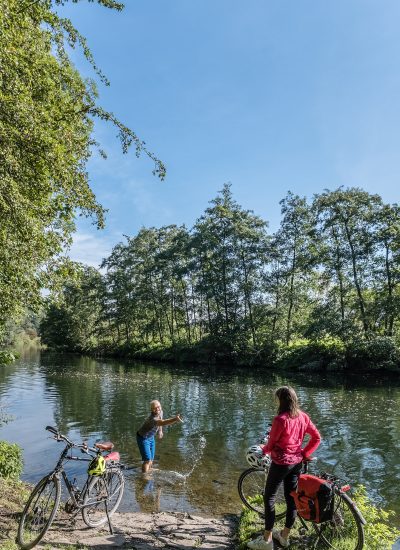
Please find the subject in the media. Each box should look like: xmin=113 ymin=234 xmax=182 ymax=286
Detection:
xmin=262 ymin=410 xmax=321 ymax=465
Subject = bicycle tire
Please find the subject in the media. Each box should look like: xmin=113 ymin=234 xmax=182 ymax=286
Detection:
xmin=312 ymin=490 xmax=365 ymax=550
xmin=82 ymin=466 xmax=125 ymax=528
xmin=17 ymin=474 xmax=61 ymax=550
xmin=238 ymin=467 xmax=286 ymax=519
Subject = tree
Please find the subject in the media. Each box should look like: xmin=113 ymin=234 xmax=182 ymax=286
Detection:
xmin=192 ymin=184 xmax=268 ymax=348
xmin=267 ymin=192 xmax=315 ymax=345
xmin=40 ymin=264 xmax=105 ymax=351
xmin=313 ymin=188 xmax=382 ymax=337
xmin=0 ymin=0 xmax=164 ymax=339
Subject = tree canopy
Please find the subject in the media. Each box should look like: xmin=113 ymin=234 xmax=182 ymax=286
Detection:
xmin=0 ymin=0 xmax=164 ymax=337
xmin=40 ymin=186 xmax=400 ymax=371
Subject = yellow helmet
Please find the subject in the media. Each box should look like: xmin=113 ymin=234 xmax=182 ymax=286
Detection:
xmin=88 ymin=455 xmax=106 ymax=476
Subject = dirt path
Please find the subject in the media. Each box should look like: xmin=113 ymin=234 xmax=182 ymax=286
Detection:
xmin=40 ymin=511 xmax=237 ymax=550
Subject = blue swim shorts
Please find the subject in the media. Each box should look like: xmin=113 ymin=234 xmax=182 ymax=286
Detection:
xmin=136 ymin=433 xmax=155 ymax=462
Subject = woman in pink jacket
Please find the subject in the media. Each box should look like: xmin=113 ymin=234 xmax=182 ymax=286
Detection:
xmin=248 ymin=386 xmax=321 ymax=550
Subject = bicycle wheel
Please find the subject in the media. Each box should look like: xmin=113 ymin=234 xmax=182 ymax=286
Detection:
xmin=82 ymin=467 xmax=125 ymax=527
xmin=17 ymin=474 xmax=61 ymax=550
xmin=312 ymin=491 xmax=364 ymax=550
xmin=238 ymin=467 xmax=286 ymax=519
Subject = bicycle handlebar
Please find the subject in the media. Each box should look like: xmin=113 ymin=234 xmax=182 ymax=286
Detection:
xmin=45 ymin=426 xmax=97 ymax=454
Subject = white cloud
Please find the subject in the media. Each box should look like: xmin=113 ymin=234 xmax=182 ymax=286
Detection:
xmin=68 ymin=231 xmax=120 ymax=268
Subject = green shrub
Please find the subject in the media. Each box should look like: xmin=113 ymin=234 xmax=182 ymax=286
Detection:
xmin=346 ymin=337 xmax=400 ymax=371
xmin=354 ymin=486 xmax=400 ymax=549
xmin=0 ymin=351 xmax=16 ymax=365
xmin=276 ymin=336 xmax=346 ymax=371
xmin=0 ymin=441 xmax=23 ymax=480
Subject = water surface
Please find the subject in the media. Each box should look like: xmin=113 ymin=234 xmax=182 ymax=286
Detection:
xmin=0 ymin=351 xmax=399 ymax=523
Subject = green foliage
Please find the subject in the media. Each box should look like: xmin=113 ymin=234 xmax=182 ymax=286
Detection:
xmin=40 ymin=264 xmax=105 ymax=352
xmin=0 ymin=441 xmax=23 ymax=480
xmin=39 ymin=187 xmax=400 ymax=371
xmin=0 ymin=0 xmax=164 ymax=336
xmin=353 ymin=486 xmax=400 ymax=550
xmin=237 ymin=504 xmax=263 ymax=549
xmin=347 ymin=337 xmax=400 ymax=371
xmin=276 ymin=336 xmax=347 ymax=371
xmin=0 ymin=351 xmax=16 ymax=366
xmin=0 ymin=477 xmax=30 ymax=549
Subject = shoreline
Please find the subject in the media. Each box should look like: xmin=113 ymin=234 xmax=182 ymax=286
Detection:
xmin=37 ymin=510 xmax=237 ymax=550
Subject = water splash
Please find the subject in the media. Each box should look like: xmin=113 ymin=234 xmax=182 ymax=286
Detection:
xmin=154 ymin=434 xmax=206 ymax=483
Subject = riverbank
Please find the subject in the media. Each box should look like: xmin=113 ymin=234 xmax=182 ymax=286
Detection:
xmin=39 ymin=510 xmax=236 ymax=549
xmin=0 ymin=478 xmax=29 ymax=549
xmin=81 ymin=334 xmax=400 ymax=374
xmin=1 ymin=477 xmax=399 ymax=550
xmin=237 ymin=493 xmax=400 ymax=550
xmin=0 ymin=476 xmax=236 ymax=550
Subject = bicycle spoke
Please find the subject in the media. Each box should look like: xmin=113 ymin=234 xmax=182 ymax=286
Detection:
xmin=238 ymin=467 xmax=286 ymax=520
xmin=17 ymin=476 xmax=60 ymax=549
xmin=82 ymin=468 xmax=125 ymax=528
xmin=312 ymin=493 xmax=363 ymax=550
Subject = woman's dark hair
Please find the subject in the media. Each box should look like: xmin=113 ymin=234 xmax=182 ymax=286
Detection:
xmin=275 ymin=386 xmax=300 ymax=418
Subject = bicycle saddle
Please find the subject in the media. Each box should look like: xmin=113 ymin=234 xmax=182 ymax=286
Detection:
xmin=95 ymin=441 xmax=114 ymax=451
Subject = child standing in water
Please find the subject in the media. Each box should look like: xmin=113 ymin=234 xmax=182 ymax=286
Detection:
xmin=136 ymin=400 xmax=182 ymax=473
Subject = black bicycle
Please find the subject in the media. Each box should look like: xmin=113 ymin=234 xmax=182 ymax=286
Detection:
xmin=238 ymin=427 xmax=286 ymax=519
xmin=239 ymin=454 xmax=366 ymax=550
xmin=297 ymin=459 xmax=366 ymax=550
xmin=17 ymin=426 xmax=125 ymax=550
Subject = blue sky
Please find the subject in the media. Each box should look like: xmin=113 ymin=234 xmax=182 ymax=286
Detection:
xmin=60 ymin=0 xmax=400 ymax=266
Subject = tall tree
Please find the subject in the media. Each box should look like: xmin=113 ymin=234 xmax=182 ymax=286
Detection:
xmin=192 ymin=184 xmax=268 ymax=346
xmin=0 ymin=0 xmax=164 ymax=338
xmin=313 ymin=188 xmax=382 ymax=337
xmin=269 ymin=192 xmax=315 ymax=345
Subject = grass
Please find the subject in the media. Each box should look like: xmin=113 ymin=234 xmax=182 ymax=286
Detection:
xmin=237 ymin=497 xmax=316 ymax=549
xmin=237 ymin=491 xmax=400 ymax=550
xmin=0 ymin=478 xmax=30 ymax=550
xmin=0 ymin=478 xmax=89 ymax=550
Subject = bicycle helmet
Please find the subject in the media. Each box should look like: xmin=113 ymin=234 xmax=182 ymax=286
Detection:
xmin=246 ymin=445 xmax=271 ymax=469
xmin=88 ymin=455 xmax=106 ymax=476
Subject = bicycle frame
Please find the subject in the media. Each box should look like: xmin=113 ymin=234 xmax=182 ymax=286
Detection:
xmin=46 ymin=427 xmax=119 ymax=513
xmin=17 ymin=426 xmax=125 ymax=550
xmin=50 ymin=446 xmax=92 ymax=511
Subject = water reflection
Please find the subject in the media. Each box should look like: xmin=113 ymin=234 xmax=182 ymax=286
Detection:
xmin=0 ymin=352 xmax=399 ymax=523
xmin=134 ymin=475 xmax=162 ymax=513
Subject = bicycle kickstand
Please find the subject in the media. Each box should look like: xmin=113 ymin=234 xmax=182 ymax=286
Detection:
xmin=105 ymin=501 xmax=114 ymax=535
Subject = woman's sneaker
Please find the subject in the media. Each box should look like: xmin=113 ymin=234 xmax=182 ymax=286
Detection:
xmin=272 ymin=529 xmax=289 ymax=548
xmin=247 ymin=535 xmax=273 ymax=550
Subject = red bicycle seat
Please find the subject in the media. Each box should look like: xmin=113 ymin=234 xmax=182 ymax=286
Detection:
xmin=105 ymin=451 xmax=120 ymax=462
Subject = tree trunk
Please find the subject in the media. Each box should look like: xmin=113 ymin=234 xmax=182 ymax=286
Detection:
xmin=343 ymin=220 xmax=369 ymax=335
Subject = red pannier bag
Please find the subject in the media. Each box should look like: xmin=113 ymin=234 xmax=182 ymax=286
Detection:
xmin=290 ymin=474 xmax=334 ymax=524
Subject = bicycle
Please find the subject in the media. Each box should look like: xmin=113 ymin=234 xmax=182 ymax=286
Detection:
xmin=17 ymin=426 xmax=125 ymax=550
xmin=239 ymin=451 xmax=366 ymax=550
xmin=294 ymin=459 xmax=366 ymax=550
xmin=238 ymin=427 xmax=286 ymax=519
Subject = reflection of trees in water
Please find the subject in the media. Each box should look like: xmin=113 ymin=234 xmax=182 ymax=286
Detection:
xmin=38 ymin=354 xmax=400 ymax=517
xmin=0 ymin=354 xmax=42 ymax=425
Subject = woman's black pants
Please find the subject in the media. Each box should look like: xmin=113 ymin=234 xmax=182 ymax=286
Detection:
xmin=264 ymin=461 xmax=302 ymax=531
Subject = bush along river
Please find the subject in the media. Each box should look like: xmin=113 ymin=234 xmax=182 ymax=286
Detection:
xmin=0 ymin=351 xmax=399 ymax=527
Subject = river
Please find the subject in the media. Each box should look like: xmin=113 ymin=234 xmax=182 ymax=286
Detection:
xmin=0 ymin=351 xmax=399 ymax=524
